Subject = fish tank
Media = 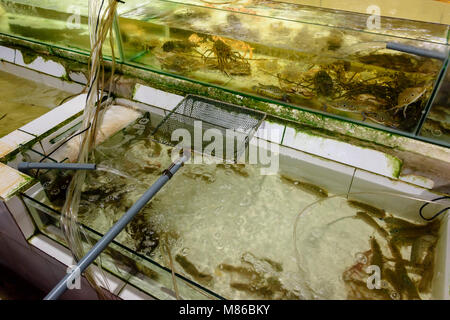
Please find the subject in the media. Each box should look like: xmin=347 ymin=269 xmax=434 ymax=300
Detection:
xmin=116 ymin=0 xmax=450 ymax=143
xmin=0 ymin=0 xmax=119 ymax=56
xmin=419 ymin=62 xmax=450 ymax=145
xmin=17 ymin=100 xmax=450 ymax=300
xmin=0 ymin=0 xmax=449 ymax=147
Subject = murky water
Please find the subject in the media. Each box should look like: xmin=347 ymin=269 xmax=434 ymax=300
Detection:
xmin=1 ymin=0 xmax=447 ymax=137
xmin=116 ymin=0 xmax=445 ymax=134
xmin=0 ymin=70 xmax=72 ymax=137
xmin=0 ymin=0 xmax=115 ymax=54
xmin=40 ymin=116 xmax=440 ymax=300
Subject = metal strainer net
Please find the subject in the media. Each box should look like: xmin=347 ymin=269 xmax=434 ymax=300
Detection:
xmin=151 ymin=95 xmax=266 ymax=162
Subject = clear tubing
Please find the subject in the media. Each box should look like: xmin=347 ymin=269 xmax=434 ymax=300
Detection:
xmin=45 ymin=154 xmax=189 ymax=300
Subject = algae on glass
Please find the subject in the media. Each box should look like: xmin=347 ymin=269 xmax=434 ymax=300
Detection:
xmin=0 ymin=0 xmax=116 ymax=54
xmin=39 ymin=114 xmax=441 ymax=300
xmin=118 ymin=0 xmax=447 ymax=135
xmin=420 ymin=62 xmax=450 ymax=145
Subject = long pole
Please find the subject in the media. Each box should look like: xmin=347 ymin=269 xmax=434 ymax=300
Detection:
xmin=18 ymin=162 xmax=97 ymax=173
xmin=386 ymin=42 xmax=448 ymax=60
xmin=44 ymin=153 xmax=189 ymax=300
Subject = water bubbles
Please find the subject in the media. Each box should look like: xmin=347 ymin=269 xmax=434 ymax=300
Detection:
xmin=432 ymin=129 xmax=442 ymax=137
xmin=191 ymin=167 xmax=203 ymax=175
xmin=307 ymin=227 xmax=323 ymax=243
xmin=237 ymin=216 xmax=247 ymax=226
xmin=355 ymin=252 xmax=368 ymax=264
xmin=239 ymin=197 xmax=251 ymax=207
xmin=203 ymin=173 xmax=215 ymax=182
xmin=181 ymin=247 xmax=190 ymax=256
xmin=252 ymin=184 xmax=262 ymax=194
xmin=390 ymin=291 xmax=401 ymax=300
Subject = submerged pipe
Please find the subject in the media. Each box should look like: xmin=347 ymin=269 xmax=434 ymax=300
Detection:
xmin=44 ymin=152 xmax=190 ymax=300
xmin=386 ymin=42 xmax=448 ymax=61
xmin=18 ymin=162 xmax=97 ymax=173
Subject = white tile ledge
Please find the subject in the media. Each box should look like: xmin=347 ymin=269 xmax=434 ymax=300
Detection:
xmin=0 ymin=45 xmax=15 ymax=63
xmin=282 ymin=126 xmax=402 ymax=179
xmin=133 ymin=84 xmax=184 ymax=111
xmin=119 ymin=284 xmax=154 ymax=300
xmin=0 ymin=163 xmax=32 ymax=201
xmin=399 ymin=174 xmax=435 ymax=190
xmin=15 ymin=49 xmax=66 ymax=78
xmin=0 ymin=93 xmax=86 ymax=160
xmin=29 ymin=234 xmax=74 ymax=267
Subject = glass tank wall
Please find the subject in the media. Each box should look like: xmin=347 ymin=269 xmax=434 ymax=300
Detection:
xmin=420 ymin=61 xmax=450 ymax=145
xmin=0 ymin=0 xmax=117 ymax=55
xmin=117 ymin=0 xmax=449 ymax=138
xmin=0 ymin=0 xmax=449 ymax=146
xmin=21 ymin=108 xmax=447 ymax=300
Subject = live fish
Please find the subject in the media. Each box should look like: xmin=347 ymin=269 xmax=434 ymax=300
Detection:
xmin=281 ymin=175 xmax=328 ymax=198
xmin=347 ymin=200 xmax=386 ymax=218
xmin=369 ymin=237 xmax=384 ymax=268
xmin=175 ymin=255 xmax=213 ymax=285
xmin=253 ymin=84 xmax=289 ymax=102
xmin=386 ymin=218 xmax=440 ymax=238
xmin=389 ymin=87 xmax=427 ymax=118
xmin=418 ymin=243 xmax=436 ymax=293
xmin=410 ymin=235 xmax=437 ymax=266
xmin=395 ymin=262 xmax=421 ymax=300
xmin=354 ymin=212 xmax=389 ymax=238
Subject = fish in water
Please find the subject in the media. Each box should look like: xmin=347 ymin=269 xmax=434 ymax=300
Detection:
xmin=216 ymin=164 xmax=249 ymax=177
xmin=281 ymin=175 xmax=328 ymax=198
xmin=322 ymin=95 xmax=381 ymax=114
xmin=386 ymin=239 xmax=421 ymax=300
xmin=369 ymin=236 xmax=384 ymax=269
xmin=386 ymin=217 xmax=440 ymax=238
xmin=347 ymin=200 xmax=386 ymax=219
xmin=354 ymin=212 xmax=389 ymax=238
xmin=410 ymin=235 xmax=437 ymax=266
xmin=323 ymin=100 xmax=360 ymax=114
xmin=253 ymin=83 xmax=289 ymax=102
xmin=383 ymin=216 xmax=424 ymax=229
xmin=389 ymin=87 xmax=427 ymax=118
xmin=418 ymin=243 xmax=436 ymax=293
xmin=241 ymin=252 xmax=283 ymax=273
xmin=361 ymin=111 xmax=399 ymax=129
xmin=395 ymin=262 xmax=421 ymax=300
xmin=382 ymin=268 xmax=403 ymax=299
xmin=218 ymin=263 xmax=256 ymax=278
xmin=175 ymin=255 xmax=213 ymax=286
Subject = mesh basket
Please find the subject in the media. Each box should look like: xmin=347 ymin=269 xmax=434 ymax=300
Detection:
xmin=151 ymin=95 xmax=266 ymax=162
